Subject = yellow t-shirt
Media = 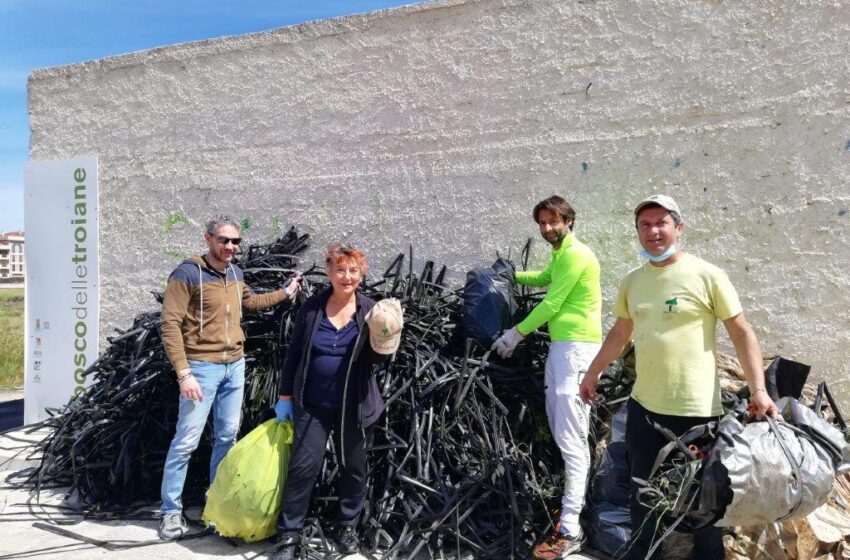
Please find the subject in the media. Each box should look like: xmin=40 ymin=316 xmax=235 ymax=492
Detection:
xmin=613 ymin=253 xmax=742 ymax=416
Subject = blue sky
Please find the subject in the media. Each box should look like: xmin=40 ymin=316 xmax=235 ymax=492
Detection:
xmin=0 ymin=0 xmax=421 ymax=233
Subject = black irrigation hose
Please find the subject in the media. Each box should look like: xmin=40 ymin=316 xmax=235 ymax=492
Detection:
xmin=7 ymin=226 xmax=631 ymax=559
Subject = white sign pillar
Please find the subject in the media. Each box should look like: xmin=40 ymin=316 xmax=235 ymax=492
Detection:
xmin=23 ymin=157 xmax=99 ymax=423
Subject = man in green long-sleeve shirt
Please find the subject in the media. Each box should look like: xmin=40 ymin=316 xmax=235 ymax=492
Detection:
xmin=492 ymin=195 xmax=602 ymax=559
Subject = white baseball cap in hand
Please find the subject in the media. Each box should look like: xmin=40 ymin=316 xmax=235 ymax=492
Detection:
xmin=366 ymin=298 xmax=404 ymax=355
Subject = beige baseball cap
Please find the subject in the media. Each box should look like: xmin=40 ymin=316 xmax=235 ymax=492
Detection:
xmin=634 ymin=194 xmax=682 ymax=217
xmin=366 ymin=298 xmax=404 ymax=355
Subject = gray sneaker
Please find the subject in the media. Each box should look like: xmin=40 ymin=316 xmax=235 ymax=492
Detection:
xmin=158 ymin=513 xmax=188 ymax=540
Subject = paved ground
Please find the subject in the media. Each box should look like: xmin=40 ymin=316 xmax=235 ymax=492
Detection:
xmin=0 ymin=422 xmax=601 ymax=559
xmin=0 ymin=389 xmax=23 ymax=403
xmin=0 ymin=426 xmax=288 ymax=560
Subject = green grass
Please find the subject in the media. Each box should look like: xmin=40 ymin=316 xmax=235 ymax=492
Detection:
xmin=0 ymin=288 xmax=24 ymax=389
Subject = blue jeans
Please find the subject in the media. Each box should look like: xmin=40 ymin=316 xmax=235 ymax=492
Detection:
xmin=160 ymin=358 xmax=245 ymax=514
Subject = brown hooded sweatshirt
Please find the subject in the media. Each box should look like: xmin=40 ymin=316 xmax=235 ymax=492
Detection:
xmin=161 ymin=255 xmax=286 ymax=372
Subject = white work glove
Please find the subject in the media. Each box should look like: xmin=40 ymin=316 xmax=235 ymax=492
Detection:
xmin=283 ymin=274 xmax=303 ymax=299
xmin=491 ymin=327 xmax=525 ymax=358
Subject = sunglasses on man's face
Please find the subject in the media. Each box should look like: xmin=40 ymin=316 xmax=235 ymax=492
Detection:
xmin=215 ymin=236 xmax=242 ymax=246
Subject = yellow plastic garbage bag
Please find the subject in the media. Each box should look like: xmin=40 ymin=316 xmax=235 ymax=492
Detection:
xmin=202 ymin=419 xmax=294 ymax=542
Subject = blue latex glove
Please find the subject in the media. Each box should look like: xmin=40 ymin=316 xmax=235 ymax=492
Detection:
xmin=275 ymin=399 xmax=293 ymax=422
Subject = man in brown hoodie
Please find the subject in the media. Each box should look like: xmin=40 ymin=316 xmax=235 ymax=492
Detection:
xmin=158 ymin=216 xmax=300 ymax=540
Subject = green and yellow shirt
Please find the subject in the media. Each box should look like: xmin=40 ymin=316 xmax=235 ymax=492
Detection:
xmin=515 ymin=234 xmax=602 ymax=343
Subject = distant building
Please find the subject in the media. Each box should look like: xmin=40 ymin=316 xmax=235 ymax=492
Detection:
xmin=0 ymin=231 xmax=25 ymax=283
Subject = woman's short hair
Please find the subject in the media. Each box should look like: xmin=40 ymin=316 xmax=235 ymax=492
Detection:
xmin=532 ymin=195 xmax=576 ymax=230
xmin=325 ymin=242 xmax=369 ymax=276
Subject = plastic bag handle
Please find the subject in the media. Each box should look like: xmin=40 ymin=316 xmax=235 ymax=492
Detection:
xmin=766 ymin=415 xmax=803 ymax=521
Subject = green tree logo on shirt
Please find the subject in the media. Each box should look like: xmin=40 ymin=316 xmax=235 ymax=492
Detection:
xmin=664 ymin=297 xmax=678 ymax=313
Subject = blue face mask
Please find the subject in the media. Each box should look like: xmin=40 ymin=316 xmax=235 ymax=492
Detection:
xmin=639 ymin=244 xmax=677 ymax=262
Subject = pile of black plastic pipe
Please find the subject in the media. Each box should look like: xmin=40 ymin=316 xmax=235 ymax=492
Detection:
xmin=20 ymin=228 xmax=624 ymax=558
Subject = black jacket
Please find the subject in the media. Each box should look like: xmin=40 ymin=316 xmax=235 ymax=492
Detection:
xmin=278 ymin=288 xmax=385 ymax=428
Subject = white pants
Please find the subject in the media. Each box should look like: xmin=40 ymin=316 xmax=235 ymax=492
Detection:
xmin=545 ymin=340 xmax=601 ymax=536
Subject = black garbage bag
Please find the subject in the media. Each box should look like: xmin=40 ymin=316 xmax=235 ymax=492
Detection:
xmin=586 ymin=440 xmax=632 ymax=555
xmin=587 ymin=500 xmax=631 ymax=556
xmin=738 ymin=356 xmax=810 ymax=401
xmin=764 ymin=357 xmax=810 ymax=400
xmin=462 ymin=258 xmax=518 ymax=346
xmin=592 ymin=441 xmax=631 ymax=505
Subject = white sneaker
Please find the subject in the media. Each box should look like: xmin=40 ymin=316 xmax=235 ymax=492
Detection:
xmin=158 ymin=513 xmax=188 ymax=540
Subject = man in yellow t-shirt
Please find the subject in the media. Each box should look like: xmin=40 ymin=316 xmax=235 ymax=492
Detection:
xmin=578 ymin=194 xmax=777 ymax=560
xmin=492 ymin=195 xmax=602 ymax=558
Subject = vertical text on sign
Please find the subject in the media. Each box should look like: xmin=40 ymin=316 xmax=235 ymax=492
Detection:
xmin=71 ymin=167 xmax=90 ymax=397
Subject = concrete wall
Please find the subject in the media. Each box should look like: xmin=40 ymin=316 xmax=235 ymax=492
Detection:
xmin=28 ymin=0 xmax=850 ymax=393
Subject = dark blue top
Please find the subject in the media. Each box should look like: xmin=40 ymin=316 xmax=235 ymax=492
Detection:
xmin=303 ymin=311 xmax=359 ymax=408
xmin=279 ymin=289 xmax=385 ymax=429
